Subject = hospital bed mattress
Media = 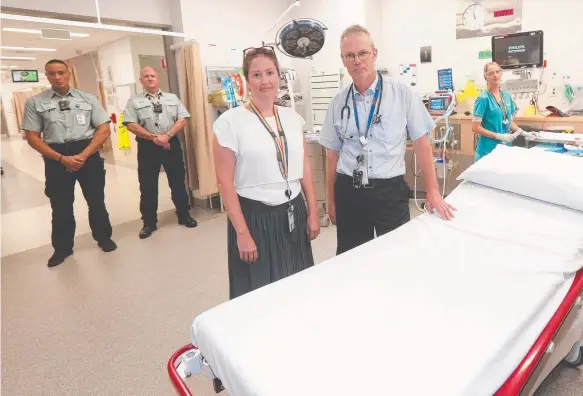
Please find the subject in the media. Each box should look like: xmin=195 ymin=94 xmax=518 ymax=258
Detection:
xmin=191 ymin=182 xmax=583 ymax=396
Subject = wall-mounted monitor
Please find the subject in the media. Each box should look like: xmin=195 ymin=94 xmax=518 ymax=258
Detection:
xmin=492 ymin=30 xmax=543 ymax=69
xmin=437 ymin=68 xmax=454 ymax=91
xmin=11 ymin=70 xmax=40 ymax=83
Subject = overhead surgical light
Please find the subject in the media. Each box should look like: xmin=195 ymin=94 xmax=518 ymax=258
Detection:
xmin=273 ymin=19 xmax=327 ymax=59
xmin=263 ymin=1 xmax=327 ymax=59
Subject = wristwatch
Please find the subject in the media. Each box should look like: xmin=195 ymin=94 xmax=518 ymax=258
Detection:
xmin=166 ymin=131 xmax=174 ymax=138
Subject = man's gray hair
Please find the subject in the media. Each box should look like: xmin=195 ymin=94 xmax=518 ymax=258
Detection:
xmin=340 ymin=24 xmax=375 ymax=49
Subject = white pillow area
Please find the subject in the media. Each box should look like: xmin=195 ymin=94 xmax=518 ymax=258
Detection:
xmin=457 ymin=145 xmax=583 ymax=212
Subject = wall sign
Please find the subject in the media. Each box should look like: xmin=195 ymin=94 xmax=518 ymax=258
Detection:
xmin=456 ymin=0 xmax=523 ymax=39
xmin=420 ymin=46 xmax=432 ymax=63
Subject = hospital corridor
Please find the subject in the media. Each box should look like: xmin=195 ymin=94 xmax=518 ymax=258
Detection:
xmin=2 ymin=0 xmax=583 ymax=395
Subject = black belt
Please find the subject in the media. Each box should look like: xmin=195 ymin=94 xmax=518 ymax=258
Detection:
xmin=337 ymin=173 xmax=404 ymax=188
xmin=48 ymin=139 xmax=92 ymax=155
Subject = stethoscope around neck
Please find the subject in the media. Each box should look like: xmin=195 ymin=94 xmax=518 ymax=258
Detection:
xmin=338 ymin=72 xmax=384 ymax=140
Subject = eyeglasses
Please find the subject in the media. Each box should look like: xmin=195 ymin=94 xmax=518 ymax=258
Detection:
xmin=243 ymin=46 xmax=275 ymax=58
xmin=341 ymin=50 xmax=372 ymax=62
xmin=486 ymin=69 xmax=502 ymax=76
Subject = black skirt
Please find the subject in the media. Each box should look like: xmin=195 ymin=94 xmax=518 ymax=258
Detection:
xmin=227 ymin=193 xmax=314 ymax=299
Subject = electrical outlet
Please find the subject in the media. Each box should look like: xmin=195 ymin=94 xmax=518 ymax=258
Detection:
xmin=552 ymin=88 xmax=556 ymax=95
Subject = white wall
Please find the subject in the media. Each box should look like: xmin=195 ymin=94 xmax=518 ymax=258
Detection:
xmin=97 ymin=36 xmax=136 ymax=115
xmin=2 ymin=0 xmax=173 ymax=27
xmin=287 ymin=0 xmax=378 ymax=129
xmin=179 ymin=0 xmax=293 ymax=68
xmin=97 ymin=37 xmax=140 ymax=165
xmin=381 ymin=0 xmax=583 ymax=113
xmin=0 ymin=71 xmax=50 ymax=136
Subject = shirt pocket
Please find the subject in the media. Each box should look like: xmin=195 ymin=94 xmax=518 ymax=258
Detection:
xmin=74 ymin=102 xmax=93 ymax=126
xmin=133 ymin=98 xmax=153 ymax=121
xmin=163 ymin=98 xmax=178 ymax=119
xmin=375 ymin=112 xmax=407 ymax=145
xmin=38 ymin=101 xmax=59 ymax=123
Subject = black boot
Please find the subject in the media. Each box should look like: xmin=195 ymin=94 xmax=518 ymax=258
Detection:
xmin=48 ymin=250 xmax=73 ymax=267
xmin=178 ymin=216 xmax=197 ymax=228
xmin=139 ymin=225 xmax=157 ymax=239
xmin=98 ymin=239 xmax=118 ymax=252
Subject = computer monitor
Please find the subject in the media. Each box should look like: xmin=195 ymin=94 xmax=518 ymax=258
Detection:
xmin=437 ymin=68 xmax=453 ymax=91
xmin=11 ymin=70 xmax=39 ymax=83
xmin=492 ymin=30 xmax=544 ymax=69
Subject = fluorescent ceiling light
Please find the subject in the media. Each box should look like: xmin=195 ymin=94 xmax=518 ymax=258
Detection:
xmin=1 ymin=13 xmax=189 ymax=38
xmin=1 ymin=46 xmax=57 ymax=52
xmin=1 ymin=65 xmax=19 ymax=69
xmin=1 ymin=56 xmax=36 ymax=60
xmin=1 ymin=27 xmax=89 ymax=38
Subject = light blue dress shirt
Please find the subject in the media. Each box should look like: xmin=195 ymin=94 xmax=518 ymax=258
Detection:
xmin=319 ymin=75 xmax=435 ymax=179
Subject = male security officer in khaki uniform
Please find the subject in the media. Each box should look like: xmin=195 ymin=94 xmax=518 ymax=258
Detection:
xmin=22 ymin=59 xmax=117 ymax=267
xmin=123 ymin=67 xmax=197 ymax=239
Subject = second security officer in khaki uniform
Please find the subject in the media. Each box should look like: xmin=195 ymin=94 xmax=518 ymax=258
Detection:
xmin=124 ymin=67 xmax=197 ymax=239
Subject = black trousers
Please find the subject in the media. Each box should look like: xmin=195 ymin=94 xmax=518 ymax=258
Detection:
xmin=335 ymin=173 xmax=411 ymax=255
xmin=45 ymin=140 xmax=112 ymax=253
xmin=137 ymin=137 xmax=190 ymax=226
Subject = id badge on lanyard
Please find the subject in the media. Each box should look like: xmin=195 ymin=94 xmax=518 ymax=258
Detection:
xmin=352 ymin=77 xmax=381 ymax=188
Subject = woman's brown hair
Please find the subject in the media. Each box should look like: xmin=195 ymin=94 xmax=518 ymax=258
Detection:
xmin=242 ymin=46 xmax=280 ymax=81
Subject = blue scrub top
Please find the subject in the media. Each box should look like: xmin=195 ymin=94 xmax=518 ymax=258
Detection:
xmin=473 ymin=90 xmax=517 ymax=161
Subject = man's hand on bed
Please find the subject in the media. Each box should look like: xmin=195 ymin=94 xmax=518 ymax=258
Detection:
xmin=425 ymin=190 xmax=456 ymax=221
xmin=238 ymin=231 xmax=258 ymax=264
xmin=307 ymin=213 xmax=321 ymax=240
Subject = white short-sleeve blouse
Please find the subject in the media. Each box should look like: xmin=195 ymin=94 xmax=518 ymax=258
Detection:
xmin=214 ymin=105 xmax=305 ymax=206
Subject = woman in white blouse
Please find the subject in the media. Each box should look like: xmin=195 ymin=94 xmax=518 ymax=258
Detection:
xmin=213 ymin=46 xmax=320 ymax=299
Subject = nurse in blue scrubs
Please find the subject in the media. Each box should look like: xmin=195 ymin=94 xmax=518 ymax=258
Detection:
xmin=471 ymin=62 xmax=525 ymax=161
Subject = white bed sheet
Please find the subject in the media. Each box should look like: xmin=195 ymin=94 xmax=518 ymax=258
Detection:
xmin=192 ymin=182 xmax=583 ymax=396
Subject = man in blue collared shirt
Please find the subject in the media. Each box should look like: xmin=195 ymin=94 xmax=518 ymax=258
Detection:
xmin=320 ymin=25 xmax=456 ymax=255
xmin=22 ymin=59 xmax=116 ymax=267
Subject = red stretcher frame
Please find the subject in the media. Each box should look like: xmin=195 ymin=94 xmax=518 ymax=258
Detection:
xmin=168 ymin=270 xmax=583 ymax=396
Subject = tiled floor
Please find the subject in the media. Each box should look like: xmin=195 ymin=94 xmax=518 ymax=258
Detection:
xmin=1 ymin=135 xmax=581 ymax=395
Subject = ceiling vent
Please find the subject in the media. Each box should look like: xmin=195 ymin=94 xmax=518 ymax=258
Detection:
xmin=41 ymin=28 xmax=72 ymax=40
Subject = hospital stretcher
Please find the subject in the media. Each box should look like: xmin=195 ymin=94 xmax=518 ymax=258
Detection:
xmin=167 ymin=275 xmax=583 ymax=396
xmin=168 ymin=149 xmax=583 ymax=396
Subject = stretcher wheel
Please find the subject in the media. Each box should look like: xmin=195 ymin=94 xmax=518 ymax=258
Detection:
xmin=564 ymin=346 xmax=583 ymax=368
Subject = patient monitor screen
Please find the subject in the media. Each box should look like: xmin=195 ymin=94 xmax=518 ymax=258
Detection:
xmin=430 ymin=98 xmax=446 ymax=111
xmin=493 ymin=31 xmax=543 ymax=69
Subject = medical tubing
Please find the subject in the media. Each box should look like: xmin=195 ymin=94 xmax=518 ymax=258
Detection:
xmin=429 ymin=92 xmax=456 ymax=144
xmin=413 ymin=131 xmax=448 ymax=212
